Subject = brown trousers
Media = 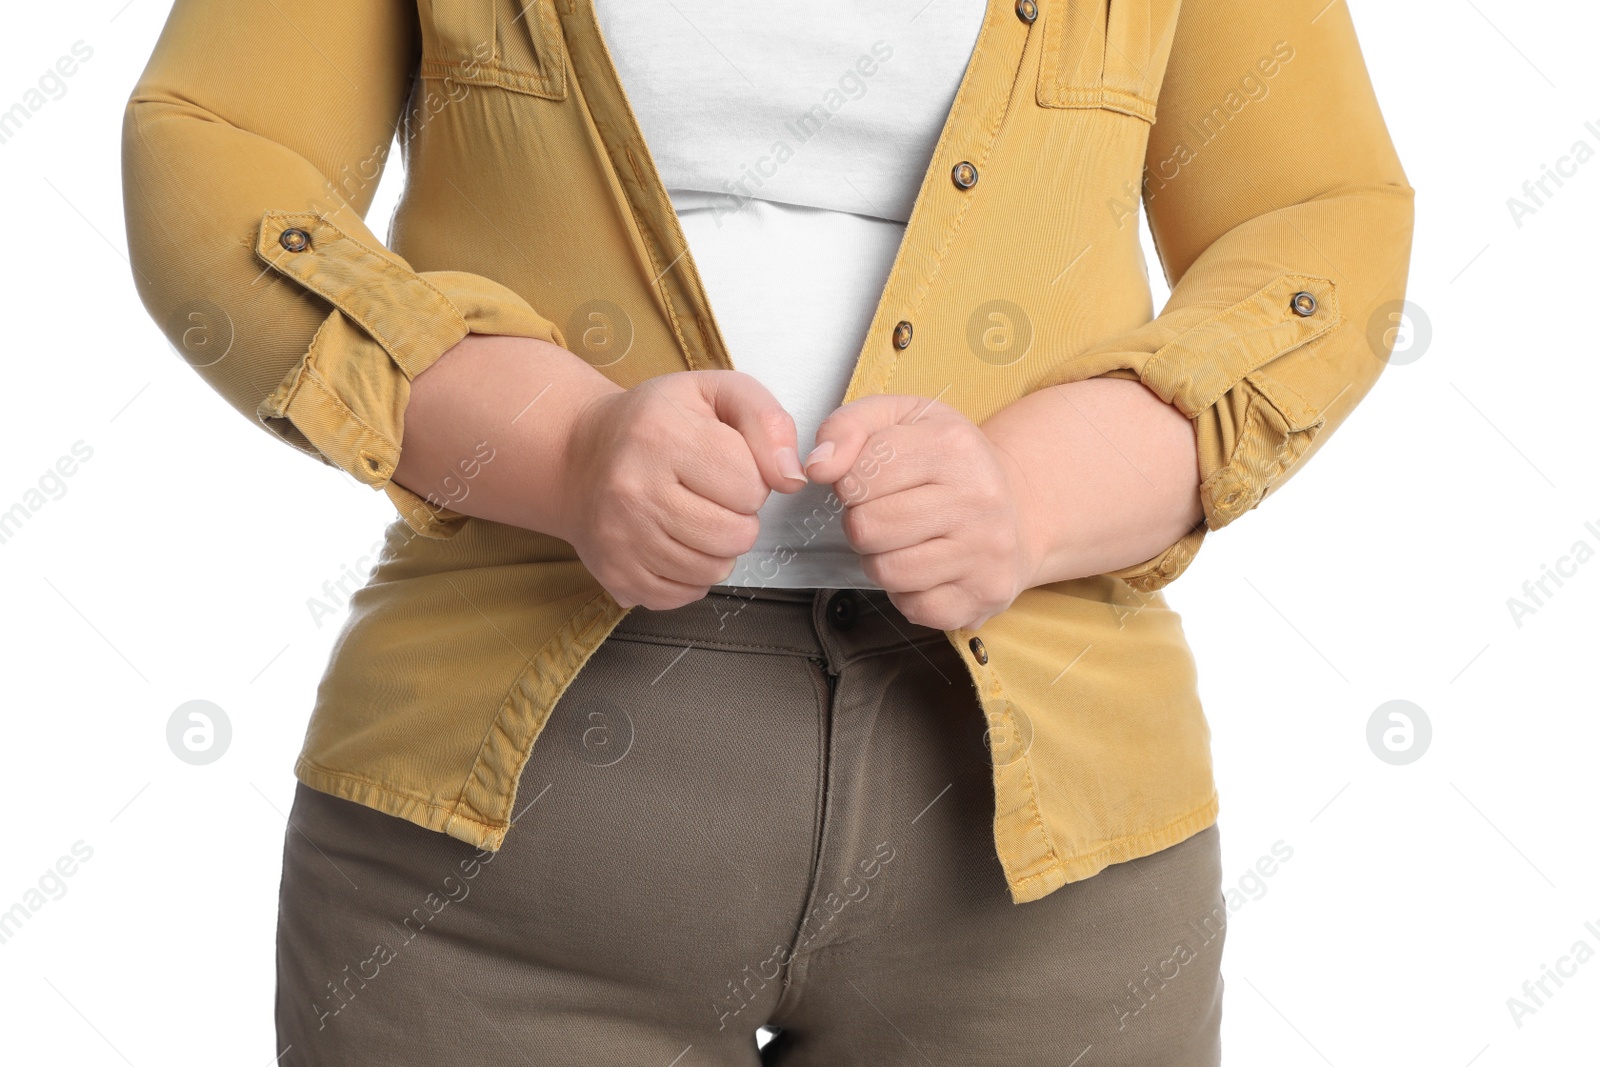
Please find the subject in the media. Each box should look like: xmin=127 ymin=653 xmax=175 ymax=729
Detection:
xmin=276 ymin=584 xmax=1225 ymax=1065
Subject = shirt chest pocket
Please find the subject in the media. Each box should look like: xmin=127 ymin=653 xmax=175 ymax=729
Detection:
xmin=1034 ymin=0 xmax=1182 ymax=124
xmin=417 ymin=0 xmax=568 ymax=100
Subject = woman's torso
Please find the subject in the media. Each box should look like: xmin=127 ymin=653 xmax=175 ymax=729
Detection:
xmin=591 ymin=0 xmax=987 ymax=587
xmin=316 ymin=0 xmax=1203 ymax=901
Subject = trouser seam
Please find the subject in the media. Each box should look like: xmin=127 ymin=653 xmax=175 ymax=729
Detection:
xmin=768 ymin=655 xmax=835 ymax=1025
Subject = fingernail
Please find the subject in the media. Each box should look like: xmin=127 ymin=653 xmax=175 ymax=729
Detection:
xmin=804 ymin=441 xmax=834 ymax=469
xmin=776 ymin=446 xmax=806 ymax=483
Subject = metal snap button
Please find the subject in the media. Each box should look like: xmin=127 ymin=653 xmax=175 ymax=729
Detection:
xmin=892 ymin=320 xmax=913 ymax=350
xmin=279 ymin=228 xmax=311 ymax=253
xmin=1015 ymin=0 xmax=1038 ymax=23
xmin=1290 ymin=291 xmax=1318 ymax=317
xmin=968 ymin=636 xmax=988 ymax=664
xmin=951 ymin=161 xmax=979 ymax=189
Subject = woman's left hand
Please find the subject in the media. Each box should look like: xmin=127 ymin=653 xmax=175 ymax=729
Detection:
xmin=803 ymin=394 xmax=1042 ymax=632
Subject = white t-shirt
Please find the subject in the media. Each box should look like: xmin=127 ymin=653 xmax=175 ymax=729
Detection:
xmin=591 ymin=1 xmax=986 ymax=588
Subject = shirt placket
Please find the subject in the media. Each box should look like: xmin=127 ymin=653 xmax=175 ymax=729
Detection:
xmin=555 ymin=0 xmax=1064 ymax=902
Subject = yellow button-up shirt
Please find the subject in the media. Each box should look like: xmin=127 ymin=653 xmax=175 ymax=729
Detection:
xmin=122 ymin=0 xmax=1413 ymax=904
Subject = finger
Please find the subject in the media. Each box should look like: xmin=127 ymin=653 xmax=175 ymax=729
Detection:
xmin=676 ymin=421 xmax=772 ymax=515
xmin=627 ymin=524 xmax=739 ymax=591
xmin=701 ymin=372 xmax=807 ymax=493
xmin=826 ymin=418 xmax=964 ymax=505
xmin=886 ymin=583 xmax=977 ymax=632
xmin=840 ymin=484 xmax=956 ymax=555
xmin=860 ymin=536 xmax=963 ymax=595
xmin=635 ymin=527 xmax=740 ymax=590
xmin=622 ymin=568 xmax=722 ymax=612
xmin=657 ymin=481 xmax=762 ymax=558
xmin=804 ymin=394 xmax=932 ymax=485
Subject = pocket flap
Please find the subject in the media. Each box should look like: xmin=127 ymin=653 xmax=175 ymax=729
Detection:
xmin=1036 ymin=0 xmax=1182 ymax=123
xmin=419 ymin=0 xmax=567 ymax=100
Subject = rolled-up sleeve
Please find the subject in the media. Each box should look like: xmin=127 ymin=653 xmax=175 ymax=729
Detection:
xmin=1041 ymin=0 xmax=1416 ymax=592
xmin=121 ymin=0 xmax=564 ymax=538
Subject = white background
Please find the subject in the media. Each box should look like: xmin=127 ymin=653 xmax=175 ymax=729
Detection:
xmin=2 ymin=1 xmax=1596 ymax=1063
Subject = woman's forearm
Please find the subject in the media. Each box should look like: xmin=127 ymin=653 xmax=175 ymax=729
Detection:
xmin=390 ymin=333 xmax=623 ymax=538
xmin=981 ymin=376 xmax=1204 ymax=588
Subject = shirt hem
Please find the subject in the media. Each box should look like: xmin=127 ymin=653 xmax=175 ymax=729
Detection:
xmin=1001 ymin=792 xmax=1222 ymax=905
xmin=293 ymin=754 xmax=1220 ymax=904
xmin=292 ymin=757 xmax=507 ymax=846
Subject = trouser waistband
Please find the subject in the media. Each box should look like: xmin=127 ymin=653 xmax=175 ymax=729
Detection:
xmin=612 ymin=584 xmax=949 ymax=669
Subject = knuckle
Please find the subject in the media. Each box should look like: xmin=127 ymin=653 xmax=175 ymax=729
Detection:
xmin=730 ymin=513 xmax=761 ymax=553
xmin=861 ymin=553 xmax=890 ymax=588
xmin=589 ymin=555 xmax=623 ymax=590
xmin=757 ymin=407 xmax=797 ymax=440
xmin=640 ymin=584 xmax=676 ymax=611
xmin=614 ymin=576 xmax=645 ymax=609
xmin=814 ymin=411 xmax=843 ymax=439
xmin=902 ymin=590 xmax=952 ymax=630
xmin=841 ymin=507 xmax=870 ymax=547
xmin=737 ymin=482 xmax=771 ymax=515
xmin=679 ymin=369 xmax=716 ymax=394
xmin=935 ymin=422 xmax=967 ymax=453
xmin=689 ymin=555 xmax=726 ymax=586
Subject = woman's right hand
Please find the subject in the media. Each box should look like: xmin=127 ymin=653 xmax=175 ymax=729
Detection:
xmin=554 ymin=369 xmax=809 ymax=610
xmin=393 ymin=334 xmax=807 ymax=611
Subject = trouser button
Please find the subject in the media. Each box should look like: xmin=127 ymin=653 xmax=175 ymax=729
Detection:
xmin=826 ymin=590 xmax=859 ymax=631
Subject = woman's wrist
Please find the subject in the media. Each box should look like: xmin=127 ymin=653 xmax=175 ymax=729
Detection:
xmin=982 ymin=377 xmax=1203 ymax=588
xmin=543 ymin=382 xmax=627 ymax=545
